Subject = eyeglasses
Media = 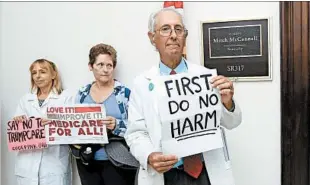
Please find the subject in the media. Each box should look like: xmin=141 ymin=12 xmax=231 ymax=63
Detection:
xmin=155 ymin=25 xmax=188 ymax=37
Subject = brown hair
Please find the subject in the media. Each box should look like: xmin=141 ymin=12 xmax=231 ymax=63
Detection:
xmin=29 ymin=59 xmax=63 ymax=95
xmin=89 ymin=43 xmax=117 ymax=68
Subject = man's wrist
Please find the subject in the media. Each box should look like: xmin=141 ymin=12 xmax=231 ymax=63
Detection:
xmin=223 ymin=100 xmax=235 ymax=112
xmin=227 ymin=100 xmax=235 ymax=112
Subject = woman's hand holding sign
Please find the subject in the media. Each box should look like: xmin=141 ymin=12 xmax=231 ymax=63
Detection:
xmin=41 ymin=118 xmax=51 ymax=126
xmin=102 ymin=116 xmax=116 ymax=130
xmin=210 ymin=75 xmax=234 ymax=110
xmin=148 ymin=152 xmax=178 ymax=173
xmin=13 ymin=115 xmax=27 ymax=123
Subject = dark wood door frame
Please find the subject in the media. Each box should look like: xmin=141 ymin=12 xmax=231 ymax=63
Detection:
xmin=281 ymin=2 xmax=310 ymax=185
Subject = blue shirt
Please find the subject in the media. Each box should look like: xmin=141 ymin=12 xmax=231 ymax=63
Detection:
xmin=76 ymin=80 xmax=130 ymax=137
xmin=159 ymin=58 xmax=188 ymax=75
xmin=75 ymin=80 xmax=131 ymax=160
xmin=159 ymin=58 xmax=188 ymax=167
xmin=80 ymin=93 xmax=122 ymax=160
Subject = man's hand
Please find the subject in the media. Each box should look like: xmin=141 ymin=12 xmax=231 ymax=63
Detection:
xmin=102 ymin=116 xmax=116 ymax=130
xmin=148 ymin=152 xmax=178 ymax=173
xmin=210 ymin=75 xmax=234 ymax=110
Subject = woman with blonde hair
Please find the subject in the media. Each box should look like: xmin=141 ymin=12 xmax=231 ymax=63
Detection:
xmin=12 ymin=59 xmax=71 ymax=185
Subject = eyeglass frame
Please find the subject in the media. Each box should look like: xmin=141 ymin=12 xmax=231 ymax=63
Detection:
xmin=154 ymin=24 xmax=188 ymax=37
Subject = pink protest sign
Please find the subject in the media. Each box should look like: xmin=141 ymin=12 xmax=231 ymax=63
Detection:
xmin=7 ymin=117 xmax=47 ymax=151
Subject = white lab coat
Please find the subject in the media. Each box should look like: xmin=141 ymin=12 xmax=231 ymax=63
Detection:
xmin=125 ymin=62 xmax=242 ymax=185
xmin=13 ymin=89 xmax=71 ymax=185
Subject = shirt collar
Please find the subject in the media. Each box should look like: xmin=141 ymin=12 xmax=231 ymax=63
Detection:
xmin=29 ymin=88 xmax=59 ymax=99
xmin=83 ymin=79 xmax=122 ymax=95
xmin=159 ymin=57 xmax=188 ymax=75
xmin=113 ymin=80 xmax=123 ymax=92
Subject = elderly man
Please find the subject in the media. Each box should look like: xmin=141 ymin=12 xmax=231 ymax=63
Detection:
xmin=125 ymin=8 xmax=242 ymax=185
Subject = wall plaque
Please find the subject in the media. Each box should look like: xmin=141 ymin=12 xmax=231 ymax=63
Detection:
xmin=201 ymin=18 xmax=272 ymax=81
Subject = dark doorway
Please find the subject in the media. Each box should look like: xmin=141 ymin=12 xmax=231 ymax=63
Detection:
xmin=281 ymin=2 xmax=310 ymax=185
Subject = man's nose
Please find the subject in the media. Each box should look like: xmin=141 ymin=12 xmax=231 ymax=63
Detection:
xmin=170 ymin=29 xmax=177 ymax=39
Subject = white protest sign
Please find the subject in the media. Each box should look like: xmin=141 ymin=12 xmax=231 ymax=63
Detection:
xmin=152 ymin=69 xmax=223 ymax=158
xmin=46 ymin=104 xmax=108 ymax=144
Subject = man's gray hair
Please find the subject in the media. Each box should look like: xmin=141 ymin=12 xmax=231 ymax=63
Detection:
xmin=148 ymin=7 xmax=186 ymax=33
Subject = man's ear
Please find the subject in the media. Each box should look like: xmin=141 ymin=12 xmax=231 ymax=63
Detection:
xmin=184 ymin=29 xmax=188 ymax=38
xmin=148 ymin=32 xmax=155 ymax=45
xmin=88 ymin=64 xmax=93 ymax=71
